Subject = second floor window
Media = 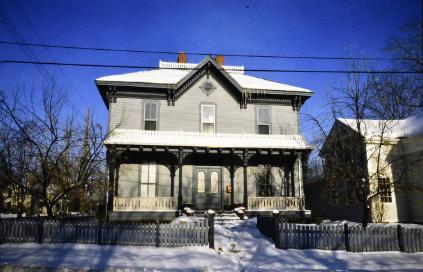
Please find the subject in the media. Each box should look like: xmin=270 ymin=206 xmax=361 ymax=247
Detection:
xmin=378 ymin=177 xmax=392 ymax=203
xmin=256 ymin=107 xmax=271 ymax=134
xmin=201 ymin=104 xmax=215 ymax=133
xmin=144 ymin=101 xmax=158 ymax=130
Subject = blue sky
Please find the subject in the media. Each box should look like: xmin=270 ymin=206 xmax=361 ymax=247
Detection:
xmin=0 ymin=0 xmax=421 ymax=139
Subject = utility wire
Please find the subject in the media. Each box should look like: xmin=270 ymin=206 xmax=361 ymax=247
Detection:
xmin=0 ymin=6 xmax=51 ymax=83
xmin=0 ymin=40 xmax=409 ymax=62
xmin=0 ymin=59 xmax=421 ymax=74
xmin=12 ymin=0 xmax=90 ymax=108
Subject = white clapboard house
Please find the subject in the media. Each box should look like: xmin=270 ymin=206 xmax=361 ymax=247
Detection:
xmin=95 ymin=54 xmax=313 ymax=221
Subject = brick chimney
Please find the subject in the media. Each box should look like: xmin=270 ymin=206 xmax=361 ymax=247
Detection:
xmin=215 ymin=55 xmax=224 ymax=65
xmin=177 ymin=52 xmax=187 ymax=63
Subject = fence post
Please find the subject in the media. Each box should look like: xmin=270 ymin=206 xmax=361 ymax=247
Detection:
xmin=344 ymin=223 xmax=350 ymax=252
xmin=207 ymin=210 xmax=215 ymax=249
xmin=273 ymin=210 xmax=281 ymax=249
xmin=97 ymin=220 xmax=103 ymax=245
xmin=37 ymin=218 xmax=43 ymax=244
xmin=155 ymin=220 xmax=160 ymax=247
xmin=397 ymin=224 xmax=404 ymax=252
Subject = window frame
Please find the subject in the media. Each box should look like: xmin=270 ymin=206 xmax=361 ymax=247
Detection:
xmin=143 ymin=100 xmax=160 ymax=131
xmin=255 ymin=106 xmax=271 ymax=135
xmin=200 ymin=103 xmax=216 ymax=133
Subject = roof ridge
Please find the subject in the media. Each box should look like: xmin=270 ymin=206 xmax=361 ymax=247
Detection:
xmin=159 ymin=60 xmax=245 ymax=74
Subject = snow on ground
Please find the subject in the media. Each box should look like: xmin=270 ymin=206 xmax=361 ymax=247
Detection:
xmin=1 ymin=218 xmax=423 ymax=271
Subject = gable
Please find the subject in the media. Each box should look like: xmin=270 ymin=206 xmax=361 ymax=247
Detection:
xmin=173 ymin=56 xmax=244 ymax=106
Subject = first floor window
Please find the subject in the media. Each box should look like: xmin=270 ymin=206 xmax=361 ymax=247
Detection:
xmin=256 ymin=107 xmax=271 ymax=134
xmin=141 ymin=162 xmax=156 ymax=197
xmin=144 ymin=101 xmax=158 ymax=130
xmin=201 ymin=104 xmax=215 ymax=133
xmin=256 ymin=165 xmax=277 ymax=197
xmin=378 ymin=177 xmax=392 ymax=203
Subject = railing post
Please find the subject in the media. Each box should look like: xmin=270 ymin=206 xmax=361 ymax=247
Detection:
xmin=273 ymin=210 xmax=281 ymax=249
xmin=344 ymin=223 xmax=350 ymax=252
xmin=207 ymin=210 xmax=215 ymax=249
xmin=397 ymin=224 xmax=404 ymax=252
xmin=37 ymin=218 xmax=43 ymax=244
xmin=155 ymin=220 xmax=160 ymax=247
xmin=97 ymin=220 xmax=103 ymax=245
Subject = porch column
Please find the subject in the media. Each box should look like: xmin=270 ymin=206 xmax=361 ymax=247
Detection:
xmin=177 ymin=148 xmax=184 ymax=210
xmin=292 ymin=152 xmax=303 ymax=198
xmin=106 ymin=153 xmax=116 ymax=212
xmin=170 ymin=164 xmax=176 ymax=197
xmin=243 ymin=151 xmax=249 ymax=209
xmin=229 ymin=165 xmax=235 ymax=209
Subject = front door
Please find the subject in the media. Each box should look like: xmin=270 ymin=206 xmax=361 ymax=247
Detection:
xmin=194 ymin=168 xmax=221 ymax=210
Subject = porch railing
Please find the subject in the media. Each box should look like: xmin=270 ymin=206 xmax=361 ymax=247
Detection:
xmin=248 ymin=197 xmax=304 ymax=211
xmin=113 ymin=197 xmax=178 ymax=212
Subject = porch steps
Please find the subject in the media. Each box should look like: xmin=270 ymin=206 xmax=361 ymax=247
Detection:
xmin=214 ymin=213 xmax=243 ymax=224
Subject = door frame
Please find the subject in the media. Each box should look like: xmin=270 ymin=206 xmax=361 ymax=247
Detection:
xmin=193 ymin=166 xmax=223 ymax=211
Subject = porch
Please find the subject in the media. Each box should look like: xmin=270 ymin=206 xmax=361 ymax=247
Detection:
xmin=105 ymin=129 xmax=312 ymax=216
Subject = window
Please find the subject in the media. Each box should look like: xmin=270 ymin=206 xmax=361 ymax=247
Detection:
xmin=256 ymin=107 xmax=271 ymax=134
xmin=197 ymin=171 xmax=205 ymax=193
xmin=378 ymin=177 xmax=392 ymax=203
xmin=141 ymin=162 xmax=156 ymax=197
xmin=144 ymin=101 xmax=158 ymax=130
xmin=210 ymin=171 xmax=219 ymax=194
xmin=201 ymin=104 xmax=215 ymax=133
xmin=256 ymin=165 xmax=277 ymax=197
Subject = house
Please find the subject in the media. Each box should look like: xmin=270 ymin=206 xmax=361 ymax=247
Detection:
xmin=95 ymin=54 xmax=313 ymax=221
xmin=314 ymin=114 xmax=423 ymax=223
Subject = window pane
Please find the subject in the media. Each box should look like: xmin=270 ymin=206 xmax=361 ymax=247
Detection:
xmin=257 ymin=108 xmax=270 ymax=124
xmin=145 ymin=103 xmax=152 ymax=119
xmin=140 ymin=184 xmax=148 ymax=197
xmin=148 ymin=163 xmax=156 ymax=184
xmin=202 ymin=105 xmax=215 ymax=123
xmin=141 ymin=164 xmax=149 ymax=184
xmin=202 ymin=123 xmax=215 ymax=133
xmin=145 ymin=121 xmax=156 ymax=130
xmin=148 ymin=184 xmax=156 ymax=197
xmin=150 ymin=103 xmax=157 ymax=120
xmin=210 ymin=172 xmax=219 ymax=194
xmin=258 ymin=125 xmax=270 ymax=134
xmin=197 ymin=171 xmax=205 ymax=193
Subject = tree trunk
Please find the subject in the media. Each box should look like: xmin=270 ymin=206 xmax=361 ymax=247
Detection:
xmin=362 ymin=199 xmax=369 ymax=228
xmin=46 ymin=205 xmax=53 ymax=217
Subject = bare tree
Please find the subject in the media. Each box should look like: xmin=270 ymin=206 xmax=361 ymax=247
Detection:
xmin=0 ymin=82 xmax=106 ymax=217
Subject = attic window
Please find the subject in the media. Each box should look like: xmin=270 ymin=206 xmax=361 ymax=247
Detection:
xmin=256 ymin=107 xmax=271 ymax=134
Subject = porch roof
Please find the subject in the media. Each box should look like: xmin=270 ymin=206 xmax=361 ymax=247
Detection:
xmin=104 ymin=129 xmax=312 ymax=150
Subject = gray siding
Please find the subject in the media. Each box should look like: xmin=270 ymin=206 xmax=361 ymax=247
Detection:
xmin=109 ymin=74 xmax=299 ymax=135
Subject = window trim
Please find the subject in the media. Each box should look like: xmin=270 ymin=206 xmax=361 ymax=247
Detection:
xmin=142 ymin=100 xmax=160 ymax=130
xmin=255 ymin=105 xmax=272 ymax=134
xmin=200 ymin=103 xmax=216 ymax=133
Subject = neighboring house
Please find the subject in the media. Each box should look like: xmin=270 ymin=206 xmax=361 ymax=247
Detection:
xmin=95 ymin=54 xmax=313 ymax=221
xmin=313 ymin=114 xmax=423 ymax=223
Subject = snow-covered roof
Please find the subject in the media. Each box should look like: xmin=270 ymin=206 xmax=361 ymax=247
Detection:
xmin=96 ymin=60 xmax=312 ymax=93
xmin=337 ymin=113 xmax=423 ymax=139
xmin=104 ymin=129 xmax=312 ymax=150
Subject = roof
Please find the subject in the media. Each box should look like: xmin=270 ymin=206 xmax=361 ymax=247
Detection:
xmin=96 ymin=59 xmax=312 ymax=94
xmin=104 ymin=129 xmax=312 ymax=150
xmin=337 ymin=112 xmax=423 ymax=139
